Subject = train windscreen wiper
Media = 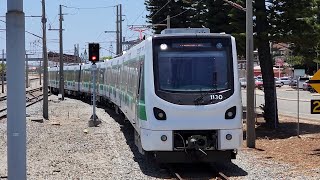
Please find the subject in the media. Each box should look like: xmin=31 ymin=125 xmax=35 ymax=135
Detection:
xmin=194 ymin=72 xmax=218 ymax=105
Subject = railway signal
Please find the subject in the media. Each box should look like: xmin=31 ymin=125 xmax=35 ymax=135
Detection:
xmin=88 ymin=42 xmax=101 ymax=127
xmin=89 ymin=43 xmax=100 ymax=63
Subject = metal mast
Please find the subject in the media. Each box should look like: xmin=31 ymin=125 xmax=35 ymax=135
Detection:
xmin=42 ymin=0 xmax=49 ymax=119
xmin=6 ymin=0 xmax=27 ymax=178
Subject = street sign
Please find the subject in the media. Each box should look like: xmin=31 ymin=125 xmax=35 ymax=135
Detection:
xmin=309 ymin=70 xmax=320 ymax=93
xmin=294 ymin=69 xmax=305 ymax=77
xmin=311 ymin=100 xmax=320 ymax=114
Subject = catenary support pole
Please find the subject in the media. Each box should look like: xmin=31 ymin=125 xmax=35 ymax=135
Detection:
xmin=297 ymin=78 xmax=300 ymax=137
xmin=39 ymin=59 xmax=42 ymax=85
xmin=25 ymin=53 xmax=29 ymax=88
xmin=116 ymin=5 xmax=119 ymax=55
xmin=6 ymin=0 xmax=27 ymax=179
xmin=167 ymin=15 xmax=170 ymax=29
xmin=246 ymin=0 xmax=256 ymax=148
xmin=119 ymin=4 xmax=123 ymax=53
xmin=1 ymin=49 xmax=4 ymax=93
xmin=42 ymin=0 xmax=49 ymax=119
xmin=59 ymin=4 xmax=64 ymax=100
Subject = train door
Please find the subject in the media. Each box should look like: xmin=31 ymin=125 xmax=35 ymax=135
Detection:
xmin=117 ymin=61 xmax=121 ymax=107
xmin=118 ymin=60 xmax=124 ymax=107
xmin=95 ymin=65 xmax=98 ymax=95
xmin=135 ymin=60 xmax=144 ymax=129
xmin=77 ymin=65 xmax=81 ymax=95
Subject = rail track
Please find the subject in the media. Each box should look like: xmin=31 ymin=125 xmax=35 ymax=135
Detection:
xmin=0 ymin=77 xmax=39 ymax=86
xmin=166 ymin=163 xmax=229 ymax=180
xmin=0 ymin=87 xmax=43 ymax=119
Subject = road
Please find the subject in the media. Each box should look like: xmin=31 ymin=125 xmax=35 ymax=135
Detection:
xmin=242 ymin=85 xmax=320 ymax=121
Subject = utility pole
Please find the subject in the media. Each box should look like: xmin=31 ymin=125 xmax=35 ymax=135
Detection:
xmin=6 ymin=0 xmax=27 ymax=179
xmin=246 ymin=0 xmax=256 ymax=148
xmin=42 ymin=0 xmax=49 ymax=119
xmin=39 ymin=59 xmax=42 ymax=85
xmin=116 ymin=5 xmax=120 ymax=55
xmin=167 ymin=15 xmax=170 ymax=29
xmin=119 ymin=4 xmax=123 ymax=53
xmin=25 ymin=53 xmax=29 ymax=88
xmin=1 ymin=49 xmax=4 ymax=93
xmin=59 ymin=4 xmax=64 ymax=100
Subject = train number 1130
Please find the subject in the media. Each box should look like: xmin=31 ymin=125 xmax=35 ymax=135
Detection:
xmin=210 ymin=94 xmax=223 ymax=100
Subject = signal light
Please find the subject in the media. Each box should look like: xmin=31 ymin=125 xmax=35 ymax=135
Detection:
xmin=89 ymin=43 xmax=100 ymax=63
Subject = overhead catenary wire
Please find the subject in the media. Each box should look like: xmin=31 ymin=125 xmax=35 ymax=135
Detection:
xmin=156 ymin=0 xmax=244 ymax=26
xmin=131 ymin=9 xmax=146 ymax=25
xmin=155 ymin=0 xmax=204 ymax=25
xmin=0 ymin=19 xmax=43 ymax=39
xmin=150 ymin=0 xmax=173 ymax=20
xmin=61 ymin=5 xmax=116 ymax=10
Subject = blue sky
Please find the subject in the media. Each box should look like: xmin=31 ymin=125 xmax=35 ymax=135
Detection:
xmin=0 ymin=0 xmax=150 ymax=58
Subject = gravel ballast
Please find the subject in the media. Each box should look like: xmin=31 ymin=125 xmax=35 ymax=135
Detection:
xmin=0 ymin=95 xmax=319 ymax=179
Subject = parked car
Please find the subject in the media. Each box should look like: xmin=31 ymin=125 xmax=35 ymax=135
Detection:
xmin=298 ymin=77 xmax=311 ymax=89
xmin=256 ymin=76 xmax=263 ymax=81
xmin=255 ymin=79 xmax=263 ymax=89
xmin=239 ymin=78 xmax=247 ymax=88
xmin=302 ymin=80 xmax=315 ymax=92
xmin=289 ymin=79 xmax=297 ymax=87
xmin=274 ymin=77 xmax=283 ymax=87
xmin=280 ymin=77 xmax=291 ymax=85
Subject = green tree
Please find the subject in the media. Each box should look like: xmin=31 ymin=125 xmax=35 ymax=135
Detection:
xmin=145 ymin=0 xmax=195 ymax=34
xmin=269 ymin=0 xmax=320 ymax=74
xmin=189 ymin=0 xmax=208 ymax=28
xmin=206 ymin=0 xmax=233 ymax=33
xmin=0 ymin=63 xmax=5 ymax=74
xmin=254 ymin=0 xmax=279 ymax=127
xmin=228 ymin=0 xmax=246 ymax=57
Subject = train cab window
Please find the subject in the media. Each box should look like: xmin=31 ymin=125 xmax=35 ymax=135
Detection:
xmin=153 ymin=36 xmax=234 ymax=105
xmin=157 ymin=51 xmax=228 ymax=92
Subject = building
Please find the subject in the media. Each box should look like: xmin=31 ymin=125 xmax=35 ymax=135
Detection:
xmin=48 ymin=51 xmax=81 ymax=63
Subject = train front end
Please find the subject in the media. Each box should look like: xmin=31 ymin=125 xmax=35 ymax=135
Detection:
xmin=140 ymin=30 xmax=242 ymax=163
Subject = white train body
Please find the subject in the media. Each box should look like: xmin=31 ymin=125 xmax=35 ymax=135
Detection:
xmin=49 ymin=29 xmax=243 ymax=163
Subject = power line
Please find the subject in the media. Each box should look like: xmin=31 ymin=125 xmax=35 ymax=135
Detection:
xmin=0 ymin=19 xmax=43 ymax=39
xmin=131 ymin=9 xmax=146 ymax=25
xmin=155 ymin=0 xmax=204 ymax=25
xmin=62 ymin=5 xmax=116 ymax=10
xmin=150 ymin=0 xmax=173 ymax=20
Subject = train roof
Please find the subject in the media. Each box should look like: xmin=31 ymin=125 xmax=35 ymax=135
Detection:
xmin=153 ymin=28 xmax=233 ymax=39
xmin=153 ymin=33 xmax=232 ymax=39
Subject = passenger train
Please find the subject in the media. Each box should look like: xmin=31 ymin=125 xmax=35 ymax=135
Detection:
xmin=48 ymin=28 xmax=243 ymax=163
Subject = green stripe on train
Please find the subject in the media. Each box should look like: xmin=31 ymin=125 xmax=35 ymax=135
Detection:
xmin=138 ymin=101 xmax=147 ymax=121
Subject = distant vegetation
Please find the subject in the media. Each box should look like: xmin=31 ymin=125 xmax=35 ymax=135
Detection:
xmin=0 ymin=63 xmax=5 ymax=74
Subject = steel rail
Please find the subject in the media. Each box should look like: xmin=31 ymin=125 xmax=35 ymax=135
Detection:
xmin=0 ymin=87 xmax=43 ymax=119
xmin=166 ymin=164 xmax=229 ymax=180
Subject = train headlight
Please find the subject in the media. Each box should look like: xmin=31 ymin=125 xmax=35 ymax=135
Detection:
xmin=226 ymin=134 xmax=232 ymax=140
xmin=161 ymin=135 xmax=167 ymax=141
xmin=225 ymin=106 xmax=236 ymax=119
xmin=153 ymin=107 xmax=167 ymax=120
xmin=160 ymin=44 xmax=168 ymax=50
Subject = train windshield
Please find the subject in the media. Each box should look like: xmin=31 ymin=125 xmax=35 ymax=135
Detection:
xmin=153 ymin=36 xmax=234 ymax=105
xmin=157 ymin=51 xmax=228 ymax=92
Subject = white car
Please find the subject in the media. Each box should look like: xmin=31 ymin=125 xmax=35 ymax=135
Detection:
xmin=239 ymin=78 xmax=247 ymax=88
xmin=280 ymin=77 xmax=291 ymax=85
xmin=274 ymin=77 xmax=283 ymax=87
